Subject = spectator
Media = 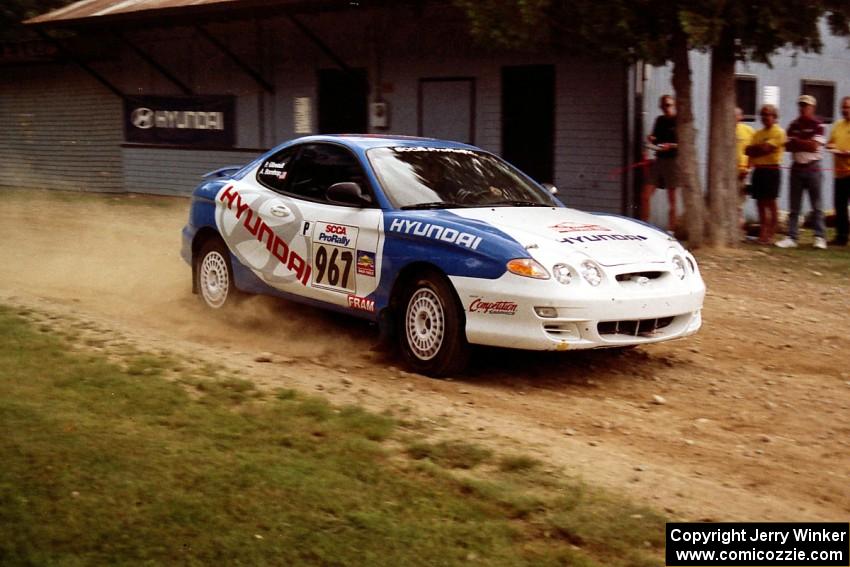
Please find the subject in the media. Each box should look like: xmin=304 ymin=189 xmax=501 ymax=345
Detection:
xmin=736 ymin=107 xmax=755 ymax=232
xmin=826 ymin=96 xmax=850 ymax=246
xmin=776 ymin=94 xmax=827 ymax=249
xmin=745 ymin=105 xmax=786 ymax=245
xmin=641 ymin=94 xmax=678 ymax=232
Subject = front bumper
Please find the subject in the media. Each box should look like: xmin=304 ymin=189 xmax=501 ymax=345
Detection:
xmin=451 ymin=263 xmax=705 ymax=351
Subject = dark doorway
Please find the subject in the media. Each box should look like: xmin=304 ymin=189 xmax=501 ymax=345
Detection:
xmin=318 ymin=68 xmax=368 ymax=134
xmin=501 ymin=65 xmax=555 ymax=183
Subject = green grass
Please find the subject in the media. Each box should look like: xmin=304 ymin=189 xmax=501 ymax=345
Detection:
xmin=0 ymin=306 xmax=665 ymax=566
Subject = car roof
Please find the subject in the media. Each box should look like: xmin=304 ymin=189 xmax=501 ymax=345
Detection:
xmin=270 ymin=134 xmax=480 ymax=152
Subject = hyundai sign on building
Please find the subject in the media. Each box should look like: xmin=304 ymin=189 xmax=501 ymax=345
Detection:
xmin=124 ymin=95 xmax=235 ymax=147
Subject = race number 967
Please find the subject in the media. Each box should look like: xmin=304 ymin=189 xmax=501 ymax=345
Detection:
xmin=313 ymin=244 xmax=354 ymax=291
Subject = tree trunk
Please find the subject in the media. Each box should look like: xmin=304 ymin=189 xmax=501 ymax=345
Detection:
xmin=706 ymin=29 xmax=739 ymax=247
xmin=671 ymin=28 xmax=705 ymax=247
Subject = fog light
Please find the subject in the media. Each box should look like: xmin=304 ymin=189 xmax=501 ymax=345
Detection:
xmin=534 ymin=306 xmax=558 ymax=318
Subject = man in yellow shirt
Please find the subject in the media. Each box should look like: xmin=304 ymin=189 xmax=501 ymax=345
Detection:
xmin=826 ymin=96 xmax=850 ymax=246
xmin=736 ymin=107 xmax=755 ymax=234
xmin=736 ymin=107 xmax=755 ymax=187
xmin=745 ymin=104 xmax=786 ymax=244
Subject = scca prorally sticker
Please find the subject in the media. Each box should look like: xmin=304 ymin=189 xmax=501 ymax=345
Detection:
xmin=559 ymin=234 xmax=648 ymax=244
xmin=313 ymin=222 xmax=357 ymax=248
xmin=347 ymin=294 xmax=375 ymax=313
xmin=216 ymin=185 xmax=310 ymax=286
xmin=549 ymin=221 xmax=611 ymax=234
xmin=468 ymin=298 xmax=518 ymax=316
xmin=356 ymin=250 xmax=376 ymax=277
xmin=389 ymin=218 xmax=482 ymax=250
xmin=311 ymin=222 xmax=359 ymax=293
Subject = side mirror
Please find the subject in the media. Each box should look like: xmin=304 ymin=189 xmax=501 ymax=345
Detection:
xmin=541 ymin=183 xmax=559 ymax=196
xmin=327 ymin=182 xmax=372 ymax=207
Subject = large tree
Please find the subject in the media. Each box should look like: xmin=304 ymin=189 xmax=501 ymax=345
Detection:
xmin=682 ymin=1 xmax=850 ymax=246
xmin=455 ymin=0 xmax=850 ymax=248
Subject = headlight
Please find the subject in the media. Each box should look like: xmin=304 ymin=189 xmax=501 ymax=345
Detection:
xmin=580 ymin=260 xmax=603 ymax=286
xmin=506 ymin=258 xmax=550 ymax=279
xmin=672 ymin=255 xmax=686 ymax=279
xmin=552 ymin=263 xmax=573 ymax=285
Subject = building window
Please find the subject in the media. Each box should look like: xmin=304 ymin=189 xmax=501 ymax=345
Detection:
xmin=735 ymin=76 xmax=757 ymax=121
xmin=801 ymin=80 xmax=835 ymax=123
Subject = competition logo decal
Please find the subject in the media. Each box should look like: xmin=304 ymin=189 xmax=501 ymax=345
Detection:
xmin=549 ymin=221 xmax=611 ymax=234
xmin=347 ymin=294 xmax=375 ymax=313
xmin=559 ymin=234 xmax=648 ymax=244
xmin=216 ymin=185 xmax=311 ymax=286
xmin=356 ymin=251 xmax=376 ymax=277
xmin=389 ymin=218 xmax=482 ymax=250
xmin=468 ymin=298 xmax=518 ymax=316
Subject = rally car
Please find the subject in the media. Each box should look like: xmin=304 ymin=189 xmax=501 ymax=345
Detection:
xmin=181 ymin=135 xmax=704 ymax=376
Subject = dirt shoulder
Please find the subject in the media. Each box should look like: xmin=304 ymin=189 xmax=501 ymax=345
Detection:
xmin=2 ymin=190 xmax=848 ymax=522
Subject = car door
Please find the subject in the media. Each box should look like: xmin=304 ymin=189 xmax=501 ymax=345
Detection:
xmin=279 ymin=143 xmax=383 ymax=313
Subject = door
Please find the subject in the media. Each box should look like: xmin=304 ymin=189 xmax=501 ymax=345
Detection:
xmin=283 ymin=143 xmax=382 ymax=312
xmin=318 ymin=68 xmax=368 ymax=134
xmin=419 ymin=78 xmax=475 ymax=143
xmin=501 ymin=65 xmax=555 ymax=184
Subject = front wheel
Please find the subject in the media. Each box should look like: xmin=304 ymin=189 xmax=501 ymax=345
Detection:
xmin=195 ymin=238 xmax=237 ymax=309
xmin=397 ymin=272 xmax=469 ymax=377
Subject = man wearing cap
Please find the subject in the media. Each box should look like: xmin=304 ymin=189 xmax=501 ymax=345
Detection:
xmin=826 ymin=96 xmax=850 ymax=246
xmin=776 ymin=94 xmax=827 ymax=249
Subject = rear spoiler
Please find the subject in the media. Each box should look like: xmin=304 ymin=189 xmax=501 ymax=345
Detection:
xmin=202 ymin=165 xmax=242 ymax=179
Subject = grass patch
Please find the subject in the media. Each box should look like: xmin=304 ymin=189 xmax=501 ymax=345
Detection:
xmin=498 ymin=454 xmax=541 ymax=473
xmin=0 ymin=306 xmax=665 ymax=566
xmin=406 ymin=439 xmax=493 ymax=469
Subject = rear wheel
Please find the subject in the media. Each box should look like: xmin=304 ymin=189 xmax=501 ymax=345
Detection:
xmin=195 ymin=238 xmax=237 ymax=309
xmin=397 ymin=271 xmax=469 ymax=377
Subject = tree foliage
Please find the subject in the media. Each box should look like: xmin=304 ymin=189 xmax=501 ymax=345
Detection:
xmin=454 ymin=0 xmax=850 ymax=247
xmin=1 ymin=0 xmax=76 ymax=40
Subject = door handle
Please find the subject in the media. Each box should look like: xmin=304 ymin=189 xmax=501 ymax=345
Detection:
xmin=269 ymin=204 xmax=291 ymax=218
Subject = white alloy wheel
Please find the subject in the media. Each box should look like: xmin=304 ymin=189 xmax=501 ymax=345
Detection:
xmin=405 ymin=287 xmax=445 ymax=361
xmin=199 ymin=250 xmax=231 ymax=308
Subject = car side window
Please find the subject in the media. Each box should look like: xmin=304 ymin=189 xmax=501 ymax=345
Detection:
xmin=286 ymin=143 xmax=372 ymax=205
xmin=256 ymin=147 xmax=298 ymax=192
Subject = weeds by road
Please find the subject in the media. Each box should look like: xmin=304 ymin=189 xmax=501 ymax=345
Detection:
xmin=0 ymin=306 xmax=665 ymax=566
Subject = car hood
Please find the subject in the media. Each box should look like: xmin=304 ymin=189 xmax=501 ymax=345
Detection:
xmin=452 ymin=207 xmax=672 ymax=266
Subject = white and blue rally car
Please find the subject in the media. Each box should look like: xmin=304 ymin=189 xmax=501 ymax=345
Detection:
xmin=181 ymin=135 xmax=704 ymax=376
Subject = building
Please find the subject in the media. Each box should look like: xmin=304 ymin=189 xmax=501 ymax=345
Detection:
xmin=0 ymin=0 xmax=635 ymax=216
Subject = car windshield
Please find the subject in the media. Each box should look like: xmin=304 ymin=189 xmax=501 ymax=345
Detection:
xmin=366 ymin=146 xmax=559 ymax=209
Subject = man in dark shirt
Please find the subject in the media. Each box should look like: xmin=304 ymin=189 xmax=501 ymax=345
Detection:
xmin=641 ymin=95 xmax=679 ymax=232
xmin=776 ymin=94 xmax=827 ymax=249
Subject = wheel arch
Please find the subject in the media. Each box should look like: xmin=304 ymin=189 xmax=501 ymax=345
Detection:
xmin=191 ymin=226 xmax=224 ymax=294
xmin=382 ymin=261 xmax=468 ymax=340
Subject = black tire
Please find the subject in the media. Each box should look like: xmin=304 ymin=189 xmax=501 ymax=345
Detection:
xmin=397 ymin=271 xmax=469 ymax=377
xmin=195 ymin=238 xmax=238 ymax=309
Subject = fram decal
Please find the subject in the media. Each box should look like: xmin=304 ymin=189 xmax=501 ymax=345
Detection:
xmin=347 ymin=294 xmax=375 ymax=313
xmin=314 ymin=222 xmax=357 ymax=248
xmin=468 ymin=298 xmax=518 ymax=316
xmin=389 ymin=218 xmax=482 ymax=250
xmin=356 ymin=251 xmax=376 ymax=277
xmin=549 ymin=221 xmax=612 ymax=234
xmin=559 ymin=234 xmax=648 ymax=244
xmin=218 ymin=185 xmax=311 ymax=285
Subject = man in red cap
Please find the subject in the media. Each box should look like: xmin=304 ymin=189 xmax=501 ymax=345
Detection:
xmin=776 ymin=94 xmax=827 ymax=249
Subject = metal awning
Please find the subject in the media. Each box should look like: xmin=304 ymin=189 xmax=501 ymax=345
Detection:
xmin=25 ymin=0 xmax=349 ymax=28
